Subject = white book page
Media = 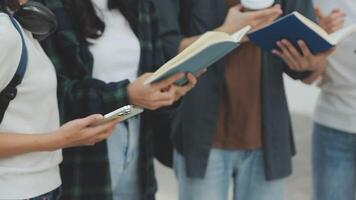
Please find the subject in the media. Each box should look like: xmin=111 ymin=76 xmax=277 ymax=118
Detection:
xmin=232 ymin=25 xmax=252 ymax=42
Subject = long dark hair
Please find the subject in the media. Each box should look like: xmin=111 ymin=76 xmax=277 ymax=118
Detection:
xmin=0 ymin=0 xmax=21 ymax=13
xmin=62 ymin=0 xmax=138 ymax=43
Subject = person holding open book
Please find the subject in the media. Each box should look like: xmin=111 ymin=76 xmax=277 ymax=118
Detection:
xmin=155 ymin=0 xmax=328 ymax=200
xmin=274 ymin=0 xmax=356 ymax=199
xmin=34 ymin=0 xmax=198 ymax=199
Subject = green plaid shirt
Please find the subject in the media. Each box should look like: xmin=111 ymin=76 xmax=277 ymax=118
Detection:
xmin=37 ymin=0 xmax=164 ymax=199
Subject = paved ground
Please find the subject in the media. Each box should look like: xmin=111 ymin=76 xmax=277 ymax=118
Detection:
xmin=155 ymin=113 xmax=313 ymax=200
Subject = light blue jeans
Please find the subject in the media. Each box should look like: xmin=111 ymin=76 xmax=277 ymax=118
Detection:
xmin=107 ymin=117 xmax=141 ymax=200
xmin=313 ymin=123 xmax=356 ymax=200
xmin=174 ymin=149 xmax=285 ymax=200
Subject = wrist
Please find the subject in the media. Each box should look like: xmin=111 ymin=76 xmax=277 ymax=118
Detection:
xmin=216 ymin=24 xmax=238 ymax=35
xmin=36 ymin=132 xmax=63 ymax=151
xmin=127 ymin=83 xmax=135 ymax=105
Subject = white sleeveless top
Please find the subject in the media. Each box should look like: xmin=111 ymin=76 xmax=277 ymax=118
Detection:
xmin=0 ymin=14 xmax=62 ymax=199
xmin=89 ymin=0 xmax=141 ymax=82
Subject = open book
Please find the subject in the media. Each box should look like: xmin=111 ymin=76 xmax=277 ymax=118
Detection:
xmin=144 ymin=26 xmax=252 ymax=85
xmin=248 ymin=11 xmax=356 ymax=54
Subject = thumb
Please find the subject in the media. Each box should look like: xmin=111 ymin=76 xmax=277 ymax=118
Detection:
xmin=152 ymin=73 xmax=185 ymax=89
xmin=80 ymin=114 xmax=104 ymax=127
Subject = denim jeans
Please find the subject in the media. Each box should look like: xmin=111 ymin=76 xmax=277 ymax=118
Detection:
xmin=26 ymin=188 xmax=61 ymax=200
xmin=174 ymin=149 xmax=285 ymax=200
xmin=107 ymin=117 xmax=141 ymax=200
xmin=312 ymin=123 xmax=356 ymax=200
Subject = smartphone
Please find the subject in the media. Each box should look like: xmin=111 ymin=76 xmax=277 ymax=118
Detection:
xmin=93 ymin=105 xmax=144 ymax=126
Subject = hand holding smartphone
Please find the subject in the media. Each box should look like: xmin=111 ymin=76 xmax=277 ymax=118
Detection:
xmin=93 ymin=105 xmax=144 ymax=126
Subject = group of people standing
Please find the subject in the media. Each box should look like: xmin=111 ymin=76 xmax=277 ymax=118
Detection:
xmin=0 ymin=0 xmax=355 ymax=200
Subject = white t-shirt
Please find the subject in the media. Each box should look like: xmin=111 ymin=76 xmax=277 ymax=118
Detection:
xmin=89 ymin=0 xmax=141 ymax=82
xmin=313 ymin=0 xmax=356 ymax=133
xmin=0 ymin=14 xmax=62 ymax=199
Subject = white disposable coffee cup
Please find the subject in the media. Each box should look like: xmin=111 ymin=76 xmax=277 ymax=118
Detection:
xmin=241 ymin=0 xmax=275 ymax=10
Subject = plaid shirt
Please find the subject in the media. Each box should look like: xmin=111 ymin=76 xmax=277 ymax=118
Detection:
xmin=37 ymin=0 xmax=164 ymax=199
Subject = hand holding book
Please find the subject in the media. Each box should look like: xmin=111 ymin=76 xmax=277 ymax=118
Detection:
xmin=315 ymin=7 xmax=346 ymax=34
xmin=272 ymin=39 xmax=334 ymax=72
xmin=248 ymin=11 xmax=356 ymax=54
xmin=128 ymin=72 xmax=198 ymax=110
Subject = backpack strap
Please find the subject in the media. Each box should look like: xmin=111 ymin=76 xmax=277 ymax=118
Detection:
xmin=0 ymin=15 xmax=28 ymax=123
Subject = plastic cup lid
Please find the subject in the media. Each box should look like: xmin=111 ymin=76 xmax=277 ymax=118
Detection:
xmin=241 ymin=0 xmax=275 ymax=10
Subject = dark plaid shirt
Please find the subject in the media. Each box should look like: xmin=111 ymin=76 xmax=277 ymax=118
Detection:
xmin=36 ymin=0 xmax=163 ymax=199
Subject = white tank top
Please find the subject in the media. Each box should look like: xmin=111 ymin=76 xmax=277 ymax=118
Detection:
xmin=89 ymin=0 xmax=141 ymax=83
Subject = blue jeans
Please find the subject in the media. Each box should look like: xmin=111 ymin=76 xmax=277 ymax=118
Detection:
xmin=312 ymin=123 xmax=356 ymax=200
xmin=174 ymin=149 xmax=285 ymax=200
xmin=26 ymin=188 xmax=61 ymax=200
xmin=107 ymin=117 xmax=141 ymax=200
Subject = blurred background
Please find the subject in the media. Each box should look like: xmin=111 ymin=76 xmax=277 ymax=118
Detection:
xmin=155 ymin=75 xmax=320 ymax=200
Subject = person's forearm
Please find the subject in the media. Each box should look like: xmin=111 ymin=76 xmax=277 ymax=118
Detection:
xmin=0 ymin=133 xmax=60 ymax=158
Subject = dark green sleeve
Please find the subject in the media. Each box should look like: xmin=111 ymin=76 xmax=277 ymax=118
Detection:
xmin=39 ymin=0 xmax=130 ymax=123
xmin=154 ymin=0 xmax=184 ymax=61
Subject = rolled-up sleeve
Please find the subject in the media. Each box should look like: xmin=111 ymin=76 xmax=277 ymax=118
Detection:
xmin=154 ymin=0 xmax=184 ymax=60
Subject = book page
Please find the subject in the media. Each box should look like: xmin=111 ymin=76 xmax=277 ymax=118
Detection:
xmin=232 ymin=26 xmax=251 ymax=42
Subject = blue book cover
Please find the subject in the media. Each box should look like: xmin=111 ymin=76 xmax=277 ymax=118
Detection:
xmin=248 ymin=12 xmax=334 ymax=54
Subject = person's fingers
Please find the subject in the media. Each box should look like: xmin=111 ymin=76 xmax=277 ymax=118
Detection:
xmin=329 ymin=23 xmax=344 ymax=33
xmin=329 ymin=9 xmax=346 ymax=19
xmin=281 ymin=40 xmax=304 ymax=64
xmin=253 ymin=15 xmax=278 ymax=28
xmin=144 ymin=99 xmax=175 ymax=110
xmin=331 ymin=17 xmax=345 ymax=27
xmin=77 ymin=114 xmax=104 ymax=127
xmin=96 ymin=123 xmax=117 ymax=141
xmin=186 ymin=73 xmax=198 ymax=86
xmin=272 ymin=49 xmax=295 ymax=70
xmin=152 ymin=86 xmax=177 ymax=101
xmin=152 ymin=73 xmax=185 ymax=89
xmin=139 ymin=72 xmax=154 ymax=79
xmin=86 ymin=120 xmax=118 ymax=137
xmin=298 ymin=40 xmax=312 ymax=58
xmin=277 ymin=41 xmax=299 ymax=70
xmin=323 ymin=11 xmax=345 ymax=31
xmin=95 ymin=125 xmax=116 ymax=141
xmin=314 ymin=6 xmax=325 ymax=19
xmin=329 ymin=18 xmax=345 ymax=31
xmin=173 ymin=73 xmax=197 ymax=97
xmin=251 ymin=4 xmax=282 ymax=19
